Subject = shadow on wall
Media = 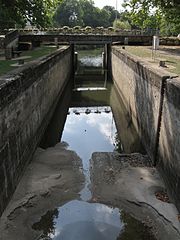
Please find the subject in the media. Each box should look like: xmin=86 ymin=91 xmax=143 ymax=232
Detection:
xmin=39 ymin=80 xmax=73 ymax=149
xmin=110 ymin=84 xmax=146 ymax=154
xmin=157 ymin=78 xmax=180 ymax=212
xmin=132 ymin=60 xmax=165 ymax=164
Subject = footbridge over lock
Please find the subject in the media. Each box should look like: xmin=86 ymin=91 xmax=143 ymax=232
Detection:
xmin=19 ymin=32 xmax=153 ymax=46
xmin=19 ymin=33 xmax=153 ymax=70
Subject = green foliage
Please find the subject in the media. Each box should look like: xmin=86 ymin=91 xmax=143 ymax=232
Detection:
xmin=113 ymin=20 xmax=131 ymax=30
xmin=123 ymin=0 xmax=161 ymax=29
xmin=0 ymin=46 xmax=56 ymax=76
xmin=0 ymin=0 xmax=60 ymax=28
xmin=54 ymin=0 xmax=84 ymax=27
xmin=160 ymin=16 xmax=180 ymax=36
xmin=79 ymin=0 xmax=98 ymax=27
xmin=122 ymin=0 xmax=180 ymax=35
xmin=103 ymin=6 xmax=121 ymax=26
xmin=53 ymin=0 xmax=120 ymax=27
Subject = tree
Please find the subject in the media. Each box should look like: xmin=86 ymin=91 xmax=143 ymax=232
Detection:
xmin=113 ymin=20 xmax=131 ymax=30
xmin=95 ymin=8 xmax=111 ymax=27
xmin=79 ymin=0 xmax=95 ymax=26
xmin=54 ymin=0 xmax=86 ymax=27
xmin=0 ymin=0 xmax=60 ymax=28
xmin=53 ymin=0 xmax=117 ymax=28
xmin=103 ymin=6 xmax=120 ymax=26
xmin=122 ymin=0 xmax=180 ymax=35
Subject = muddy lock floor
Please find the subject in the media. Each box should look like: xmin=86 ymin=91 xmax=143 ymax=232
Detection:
xmin=0 ymin=143 xmax=180 ymax=240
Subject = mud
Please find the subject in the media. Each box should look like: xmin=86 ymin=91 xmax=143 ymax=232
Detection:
xmin=90 ymin=152 xmax=180 ymax=240
xmin=0 ymin=142 xmax=84 ymax=240
xmin=1 ymin=146 xmax=180 ymax=240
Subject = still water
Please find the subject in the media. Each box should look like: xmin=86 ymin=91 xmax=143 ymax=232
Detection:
xmin=62 ymin=106 xmax=119 ymax=201
xmin=34 ymin=46 xmax=154 ymax=240
xmin=33 ymin=200 xmax=155 ymax=240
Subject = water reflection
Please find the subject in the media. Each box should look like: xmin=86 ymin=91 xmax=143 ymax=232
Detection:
xmin=33 ymin=201 xmax=123 ymax=240
xmin=33 ymin=200 xmax=156 ymax=240
xmin=33 ymin=209 xmax=59 ymax=237
xmin=79 ymin=56 xmax=102 ymax=67
xmin=62 ymin=106 xmax=116 ymax=165
xmin=61 ymin=106 xmax=119 ymax=200
xmin=62 ymin=106 xmax=117 ymax=167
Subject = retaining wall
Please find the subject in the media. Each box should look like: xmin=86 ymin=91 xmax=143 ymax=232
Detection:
xmin=111 ymin=47 xmax=171 ymax=162
xmin=160 ymin=37 xmax=180 ymax=46
xmin=0 ymin=46 xmax=72 ymax=216
xmin=110 ymin=85 xmax=145 ymax=154
xmin=111 ymin=46 xmax=180 ymax=211
xmin=158 ymin=78 xmax=180 ymax=211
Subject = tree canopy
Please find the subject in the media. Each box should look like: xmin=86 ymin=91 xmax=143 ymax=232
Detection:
xmin=0 ymin=0 xmax=179 ymax=35
xmin=123 ymin=0 xmax=180 ymax=35
xmin=0 ymin=0 xmax=60 ymax=28
xmin=53 ymin=0 xmax=121 ymax=27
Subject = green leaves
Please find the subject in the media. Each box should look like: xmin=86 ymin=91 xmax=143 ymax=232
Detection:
xmin=122 ymin=0 xmax=180 ymax=35
xmin=53 ymin=0 xmax=121 ymax=28
xmin=0 ymin=0 xmax=61 ymax=28
xmin=54 ymin=0 xmax=84 ymax=27
xmin=113 ymin=20 xmax=131 ymax=30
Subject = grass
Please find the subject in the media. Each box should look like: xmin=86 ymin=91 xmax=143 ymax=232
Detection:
xmin=21 ymin=45 xmax=57 ymax=61
xmin=0 ymin=45 xmax=57 ymax=77
xmin=124 ymin=46 xmax=180 ymax=76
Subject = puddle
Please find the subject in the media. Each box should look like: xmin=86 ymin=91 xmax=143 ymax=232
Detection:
xmin=33 ymin=200 xmax=155 ymax=240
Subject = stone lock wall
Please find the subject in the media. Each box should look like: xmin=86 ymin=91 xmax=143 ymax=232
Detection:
xmin=111 ymin=47 xmax=180 ymax=212
xmin=111 ymin=47 xmax=171 ymax=163
xmin=0 ymin=46 xmax=72 ymax=216
xmin=158 ymin=78 xmax=180 ymax=211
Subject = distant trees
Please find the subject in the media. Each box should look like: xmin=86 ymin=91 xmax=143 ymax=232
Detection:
xmin=113 ymin=20 xmax=131 ymax=30
xmin=102 ymin=6 xmax=121 ymax=26
xmin=53 ymin=0 xmax=122 ymax=28
xmin=1 ymin=0 xmax=179 ymax=35
xmin=53 ymin=0 xmax=83 ymax=27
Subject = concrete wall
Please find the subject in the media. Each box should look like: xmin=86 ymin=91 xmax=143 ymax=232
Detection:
xmin=111 ymin=46 xmax=180 ymax=212
xmin=0 ymin=46 xmax=72 ymax=216
xmin=111 ymin=47 xmax=176 ymax=163
xmin=110 ymin=85 xmax=145 ymax=154
xmin=160 ymin=37 xmax=180 ymax=46
xmin=158 ymin=78 xmax=180 ymax=211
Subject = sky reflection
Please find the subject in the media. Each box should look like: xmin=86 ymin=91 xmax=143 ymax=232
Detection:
xmin=53 ymin=200 xmax=124 ymax=240
xmin=61 ymin=106 xmax=117 ymax=168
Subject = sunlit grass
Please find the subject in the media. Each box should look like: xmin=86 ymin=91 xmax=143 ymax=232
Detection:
xmin=125 ymin=46 xmax=180 ymax=76
xmin=0 ymin=45 xmax=57 ymax=77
